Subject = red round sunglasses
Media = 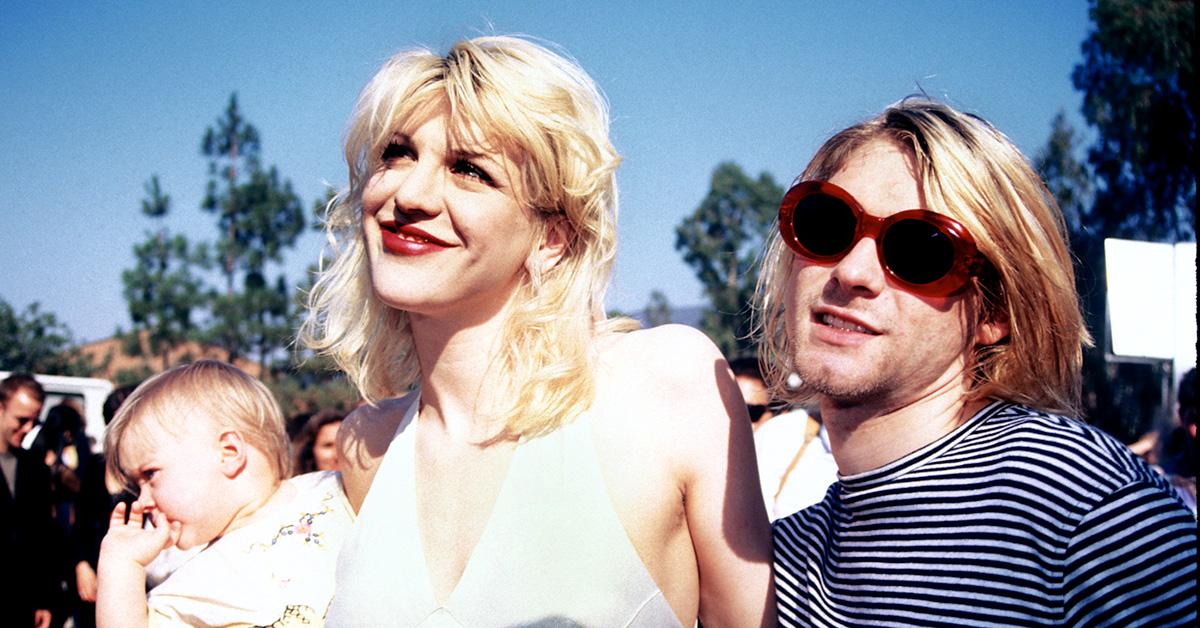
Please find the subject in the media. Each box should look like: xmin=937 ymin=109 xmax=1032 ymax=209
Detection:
xmin=779 ymin=180 xmax=988 ymax=297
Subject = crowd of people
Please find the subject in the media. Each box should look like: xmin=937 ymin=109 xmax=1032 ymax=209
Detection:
xmin=2 ymin=33 xmax=1196 ymax=627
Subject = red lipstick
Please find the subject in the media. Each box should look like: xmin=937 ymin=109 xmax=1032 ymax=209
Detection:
xmin=379 ymin=221 xmax=451 ymax=256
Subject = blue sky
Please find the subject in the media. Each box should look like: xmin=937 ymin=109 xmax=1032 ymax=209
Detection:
xmin=0 ymin=1 xmax=1092 ymax=343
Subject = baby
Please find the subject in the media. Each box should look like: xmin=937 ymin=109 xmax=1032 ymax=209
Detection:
xmin=97 ymin=360 xmax=353 ymax=628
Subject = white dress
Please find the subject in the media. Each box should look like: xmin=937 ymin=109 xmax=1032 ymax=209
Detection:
xmin=327 ymin=398 xmax=681 ymax=627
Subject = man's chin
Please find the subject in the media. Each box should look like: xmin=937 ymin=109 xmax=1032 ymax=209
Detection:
xmin=797 ymin=369 xmax=885 ymax=406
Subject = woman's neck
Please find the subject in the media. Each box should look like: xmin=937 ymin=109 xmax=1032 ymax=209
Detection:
xmin=408 ymin=303 xmax=516 ymax=441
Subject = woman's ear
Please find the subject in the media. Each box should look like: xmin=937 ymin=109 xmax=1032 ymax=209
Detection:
xmin=534 ymin=215 xmax=570 ymax=273
xmin=216 ymin=430 xmax=249 ymax=478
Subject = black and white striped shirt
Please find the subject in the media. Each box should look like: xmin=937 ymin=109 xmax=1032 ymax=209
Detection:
xmin=773 ymin=401 xmax=1197 ymax=627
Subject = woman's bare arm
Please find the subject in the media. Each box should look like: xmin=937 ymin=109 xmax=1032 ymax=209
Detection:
xmin=602 ymin=325 xmax=777 ymax=626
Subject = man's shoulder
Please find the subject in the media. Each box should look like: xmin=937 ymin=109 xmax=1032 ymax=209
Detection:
xmin=966 ymin=401 xmax=1171 ymax=496
xmin=13 ymin=448 xmax=51 ymax=485
xmin=12 ymin=447 xmax=41 ymax=465
xmin=772 ymin=485 xmax=838 ymax=538
xmin=978 ymin=403 xmax=1138 ymax=460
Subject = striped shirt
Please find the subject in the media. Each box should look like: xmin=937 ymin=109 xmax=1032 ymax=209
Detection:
xmin=773 ymin=401 xmax=1198 ymax=627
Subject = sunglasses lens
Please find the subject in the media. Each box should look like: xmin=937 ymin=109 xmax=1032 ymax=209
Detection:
xmin=882 ymin=219 xmax=956 ymax=285
xmin=793 ymin=193 xmax=857 ymax=257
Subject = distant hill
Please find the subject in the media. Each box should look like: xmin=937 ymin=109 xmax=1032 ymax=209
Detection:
xmin=625 ymin=304 xmax=705 ymax=329
xmin=77 ymin=332 xmax=263 ymax=384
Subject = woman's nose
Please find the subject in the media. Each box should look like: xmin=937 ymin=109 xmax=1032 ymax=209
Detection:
xmin=392 ymin=162 xmax=444 ymax=216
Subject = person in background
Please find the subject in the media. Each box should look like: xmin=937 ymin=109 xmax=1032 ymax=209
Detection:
xmin=300 ymin=35 xmax=774 ymax=626
xmin=0 ymin=373 xmax=55 ymax=628
xmin=757 ymin=98 xmax=1197 ymax=625
xmin=1159 ymin=367 xmax=1196 ymax=515
xmin=285 ymin=411 xmax=315 ymax=445
xmin=101 ymin=383 xmax=138 ymax=428
xmin=30 ymin=403 xmax=109 ymax=628
xmin=730 ymin=357 xmax=837 ymax=522
xmin=293 ymin=410 xmax=344 ymax=475
xmin=97 ymin=361 xmax=353 ymax=627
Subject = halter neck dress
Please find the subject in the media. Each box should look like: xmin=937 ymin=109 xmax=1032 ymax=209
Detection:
xmin=326 ymin=396 xmax=681 ymax=627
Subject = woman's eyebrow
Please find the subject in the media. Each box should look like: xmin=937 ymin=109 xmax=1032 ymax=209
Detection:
xmin=448 ymin=145 xmax=500 ymax=163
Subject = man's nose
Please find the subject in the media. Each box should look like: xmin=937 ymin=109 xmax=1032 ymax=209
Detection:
xmin=829 ymin=237 xmax=887 ymax=295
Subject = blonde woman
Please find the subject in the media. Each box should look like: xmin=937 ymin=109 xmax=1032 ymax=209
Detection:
xmin=301 ymin=36 xmax=774 ymax=626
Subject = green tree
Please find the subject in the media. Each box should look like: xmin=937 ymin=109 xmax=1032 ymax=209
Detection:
xmin=311 ymin=186 xmax=338 ymax=233
xmin=1072 ymin=0 xmax=1195 ymax=241
xmin=1034 ymin=111 xmax=1093 ymax=236
xmin=0 ymin=298 xmax=97 ymax=376
xmin=200 ymin=94 xmax=306 ymax=373
xmin=120 ymin=176 xmax=209 ymax=372
xmin=1033 ymin=113 xmax=1151 ymax=443
xmin=675 ymin=162 xmax=782 ymax=358
xmin=1058 ymin=0 xmax=1194 ymax=441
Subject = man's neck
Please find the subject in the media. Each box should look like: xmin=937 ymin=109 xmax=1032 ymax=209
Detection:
xmin=821 ymin=387 xmax=990 ymax=476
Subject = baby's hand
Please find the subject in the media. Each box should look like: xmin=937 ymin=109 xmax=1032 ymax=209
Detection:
xmin=100 ymin=500 xmax=181 ymax=568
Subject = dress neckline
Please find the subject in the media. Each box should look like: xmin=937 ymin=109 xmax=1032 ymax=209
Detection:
xmin=398 ymin=395 xmax=532 ymax=608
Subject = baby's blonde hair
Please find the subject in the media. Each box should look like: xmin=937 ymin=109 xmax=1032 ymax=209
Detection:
xmin=756 ymin=99 xmax=1091 ymax=415
xmin=299 ymin=35 xmax=635 ymax=437
xmin=105 ymin=360 xmax=290 ymax=492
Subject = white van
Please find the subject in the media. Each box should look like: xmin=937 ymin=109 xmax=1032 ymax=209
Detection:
xmin=1 ymin=370 xmax=114 ymax=450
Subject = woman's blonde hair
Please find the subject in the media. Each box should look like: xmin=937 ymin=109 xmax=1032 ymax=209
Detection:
xmin=104 ymin=360 xmax=291 ymax=492
xmin=756 ymin=98 xmax=1091 ymax=415
xmin=299 ymin=35 xmax=634 ymax=438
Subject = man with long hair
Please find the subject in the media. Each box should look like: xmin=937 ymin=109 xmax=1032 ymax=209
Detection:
xmin=757 ymin=99 xmax=1197 ymax=625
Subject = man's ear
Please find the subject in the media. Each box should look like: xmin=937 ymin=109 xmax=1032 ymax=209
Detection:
xmin=533 ymin=215 xmax=570 ymax=273
xmin=975 ymin=314 xmax=1010 ymax=346
xmin=216 ymin=430 xmax=248 ymax=478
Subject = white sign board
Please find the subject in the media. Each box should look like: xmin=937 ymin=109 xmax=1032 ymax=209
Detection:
xmin=1105 ymin=239 xmax=1197 ymax=376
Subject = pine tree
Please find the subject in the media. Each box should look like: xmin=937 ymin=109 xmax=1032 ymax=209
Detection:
xmin=199 ymin=94 xmax=305 ymax=375
xmin=120 ymin=175 xmax=209 ymax=372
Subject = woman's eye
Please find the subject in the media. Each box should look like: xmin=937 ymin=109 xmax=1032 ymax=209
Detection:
xmin=381 ymin=142 xmax=414 ymax=163
xmin=452 ymin=159 xmax=495 ymax=185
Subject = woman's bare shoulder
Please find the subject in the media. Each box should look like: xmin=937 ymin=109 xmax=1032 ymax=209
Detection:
xmin=599 ymin=324 xmax=731 ymax=391
xmin=337 ymin=392 xmax=417 ymax=511
xmin=594 ymin=324 xmax=742 ymax=447
xmin=600 ymin=323 xmax=724 ymax=362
